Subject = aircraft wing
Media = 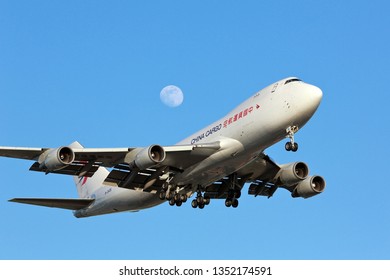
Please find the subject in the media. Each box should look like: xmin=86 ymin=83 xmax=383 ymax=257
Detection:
xmin=236 ymin=153 xmax=281 ymax=182
xmin=0 ymin=144 xmax=132 ymax=177
xmin=0 ymin=147 xmax=47 ymax=160
xmin=204 ymin=153 xmax=281 ymax=199
xmin=0 ymin=141 xmax=220 ymax=180
xmin=236 ymin=153 xmax=283 ymax=197
xmin=101 ymin=142 xmax=221 ymax=190
xmin=9 ymin=198 xmax=95 ymax=210
xmin=205 ymin=152 xmax=325 ymax=200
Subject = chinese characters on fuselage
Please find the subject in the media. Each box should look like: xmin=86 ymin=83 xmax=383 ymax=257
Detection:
xmin=191 ymin=106 xmax=254 ymax=144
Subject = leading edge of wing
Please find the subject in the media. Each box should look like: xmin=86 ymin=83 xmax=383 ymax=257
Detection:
xmin=9 ymin=198 xmax=94 ymax=210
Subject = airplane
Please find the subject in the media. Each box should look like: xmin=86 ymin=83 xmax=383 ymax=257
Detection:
xmin=0 ymin=77 xmax=325 ymax=218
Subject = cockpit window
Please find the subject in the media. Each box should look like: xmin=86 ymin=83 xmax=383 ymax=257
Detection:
xmin=284 ymin=78 xmax=301 ymax=85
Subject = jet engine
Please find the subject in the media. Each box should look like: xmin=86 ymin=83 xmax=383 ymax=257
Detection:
xmin=292 ymin=175 xmax=326 ymax=198
xmin=276 ymin=162 xmax=309 ymax=186
xmin=134 ymin=145 xmax=166 ymax=170
xmin=41 ymin=147 xmax=75 ymax=171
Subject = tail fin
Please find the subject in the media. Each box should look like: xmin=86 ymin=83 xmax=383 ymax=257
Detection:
xmin=69 ymin=141 xmax=109 ymax=198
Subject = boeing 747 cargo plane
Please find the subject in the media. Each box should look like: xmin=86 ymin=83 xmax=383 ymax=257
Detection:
xmin=0 ymin=77 xmax=325 ymax=217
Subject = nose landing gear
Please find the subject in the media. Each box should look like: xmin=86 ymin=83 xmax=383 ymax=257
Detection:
xmin=285 ymin=126 xmax=299 ymax=152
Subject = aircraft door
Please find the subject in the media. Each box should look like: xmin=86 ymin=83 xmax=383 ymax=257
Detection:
xmin=271 ymin=83 xmax=279 ymax=93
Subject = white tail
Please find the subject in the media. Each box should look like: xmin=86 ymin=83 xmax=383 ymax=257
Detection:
xmin=69 ymin=141 xmax=109 ymax=198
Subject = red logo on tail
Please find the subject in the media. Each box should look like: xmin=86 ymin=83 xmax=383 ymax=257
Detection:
xmin=78 ymin=177 xmax=88 ymax=186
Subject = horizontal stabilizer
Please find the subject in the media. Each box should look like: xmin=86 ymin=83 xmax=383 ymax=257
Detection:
xmin=9 ymin=198 xmax=94 ymax=210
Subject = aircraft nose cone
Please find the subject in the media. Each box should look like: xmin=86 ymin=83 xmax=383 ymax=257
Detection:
xmin=303 ymin=84 xmax=323 ymax=112
xmin=310 ymin=85 xmax=323 ymax=107
xmin=296 ymin=84 xmax=323 ymax=122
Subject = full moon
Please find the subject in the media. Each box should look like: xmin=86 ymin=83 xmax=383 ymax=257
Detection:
xmin=160 ymin=85 xmax=184 ymax=107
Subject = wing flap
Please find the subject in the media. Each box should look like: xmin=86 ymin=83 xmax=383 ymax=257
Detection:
xmin=9 ymin=198 xmax=95 ymax=210
xmin=104 ymin=168 xmax=165 ymax=192
xmin=29 ymin=162 xmax=100 ymax=177
xmin=232 ymin=153 xmax=282 ymax=198
xmin=72 ymin=147 xmax=133 ymax=167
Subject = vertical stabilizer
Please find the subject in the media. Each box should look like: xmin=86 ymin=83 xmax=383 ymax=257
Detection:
xmin=69 ymin=141 xmax=109 ymax=198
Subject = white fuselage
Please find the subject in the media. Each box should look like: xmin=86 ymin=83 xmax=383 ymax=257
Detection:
xmin=74 ymin=78 xmax=323 ymax=218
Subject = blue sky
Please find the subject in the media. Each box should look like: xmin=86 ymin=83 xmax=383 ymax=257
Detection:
xmin=0 ymin=0 xmax=389 ymax=259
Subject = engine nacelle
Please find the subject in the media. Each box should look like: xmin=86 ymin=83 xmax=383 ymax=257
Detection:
xmin=41 ymin=146 xmax=75 ymax=171
xmin=292 ymin=175 xmax=326 ymax=198
xmin=134 ymin=145 xmax=166 ymax=170
xmin=276 ymin=162 xmax=309 ymax=186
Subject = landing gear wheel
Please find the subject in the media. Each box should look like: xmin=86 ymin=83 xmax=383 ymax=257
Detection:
xmin=166 ymin=192 xmax=173 ymax=201
xmin=204 ymin=195 xmax=210 ymax=205
xmin=197 ymin=196 xmax=204 ymax=205
xmin=232 ymin=199 xmax=239 ymax=208
xmin=292 ymin=142 xmax=298 ymax=152
xmin=192 ymin=186 xmax=210 ymax=209
xmin=180 ymin=194 xmax=187 ymax=203
xmin=225 ymin=198 xmax=232 ymax=207
xmin=158 ymin=191 xmax=166 ymax=200
xmin=285 ymin=142 xmax=292 ymax=151
xmin=169 ymin=198 xmax=176 ymax=206
xmin=235 ymin=190 xmax=241 ymax=199
xmin=174 ymin=194 xmax=180 ymax=202
xmin=176 ymin=200 xmax=182 ymax=207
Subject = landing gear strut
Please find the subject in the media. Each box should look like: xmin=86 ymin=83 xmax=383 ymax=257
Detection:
xmin=158 ymin=182 xmax=170 ymax=200
xmin=285 ymin=126 xmax=298 ymax=152
xmin=225 ymin=173 xmax=241 ymax=208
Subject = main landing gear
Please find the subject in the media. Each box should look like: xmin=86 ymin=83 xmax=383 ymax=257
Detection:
xmin=159 ymin=183 xmax=211 ymax=209
xmin=158 ymin=182 xmax=188 ymax=207
xmin=285 ymin=126 xmax=298 ymax=152
xmin=191 ymin=189 xmax=210 ymax=209
xmin=225 ymin=189 xmax=240 ymax=208
xmin=168 ymin=193 xmax=187 ymax=207
xmin=224 ymin=173 xmax=241 ymax=208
